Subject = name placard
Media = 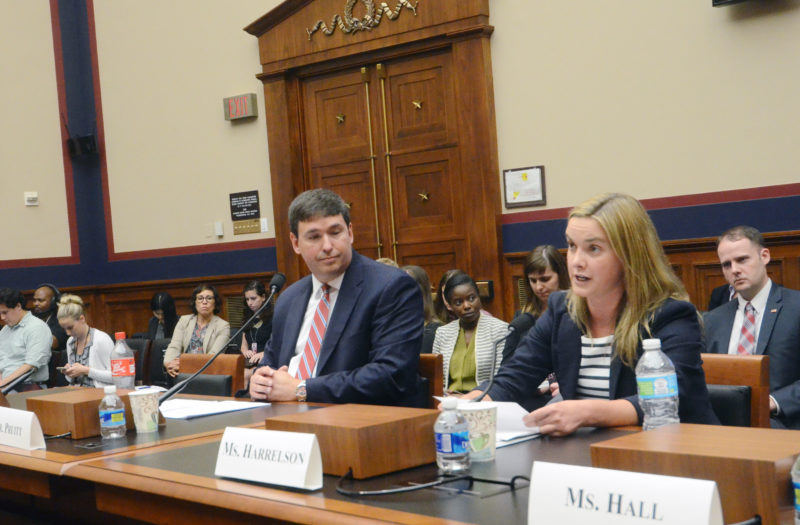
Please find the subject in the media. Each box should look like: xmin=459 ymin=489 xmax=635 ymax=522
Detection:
xmin=0 ymin=407 xmax=45 ymax=450
xmin=214 ymin=427 xmax=322 ymax=490
xmin=529 ymin=461 xmax=722 ymax=525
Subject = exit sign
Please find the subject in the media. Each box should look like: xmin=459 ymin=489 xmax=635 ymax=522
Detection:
xmin=223 ymin=93 xmax=257 ymax=120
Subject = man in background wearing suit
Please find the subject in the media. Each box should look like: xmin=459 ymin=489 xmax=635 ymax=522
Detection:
xmin=250 ymin=189 xmax=423 ymax=405
xmin=707 ymin=283 xmax=735 ymax=312
xmin=704 ymin=226 xmax=800 ymax=429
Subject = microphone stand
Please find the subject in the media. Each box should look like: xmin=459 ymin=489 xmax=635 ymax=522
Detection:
xmin=159 ymin=281 xmax=281 ymax=405
xmin=473 ymin=325 xmax=516 ymax=402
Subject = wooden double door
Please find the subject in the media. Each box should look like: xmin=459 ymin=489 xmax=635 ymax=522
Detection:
xmin=301 ymin=50 xmax=466 ymax=283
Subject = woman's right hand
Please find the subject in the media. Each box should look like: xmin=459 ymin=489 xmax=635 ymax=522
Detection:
xmin=165 ymin=358 xmax=180 ymax=378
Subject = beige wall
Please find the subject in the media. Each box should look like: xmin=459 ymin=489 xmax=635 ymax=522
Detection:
xmin=4 ymin=1 xmax=799 ymax=262
xmin=93 ymin=0 xmax=281 ymax=253
xmin=0 ymin=0 xmax=71 ymax=260
xmin=491 ymin=0 xmax=800 ymax=213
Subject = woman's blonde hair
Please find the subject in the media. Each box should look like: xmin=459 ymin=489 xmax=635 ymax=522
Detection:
xmin=57 ymin=294 xmax=86 ymax=321
xmin=566 ymin=193 xmax=688 ymax=367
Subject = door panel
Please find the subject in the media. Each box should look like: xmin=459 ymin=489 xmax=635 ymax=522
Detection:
xmin=389 ymin=148 xmax=462 ymax=242
xmin=302 ymin=69 xmax=371 ymax=166
xmin=310 ymin=159 xmax=381 ymax=259
xmin=382 ymin=52 xmax=458 ymax=155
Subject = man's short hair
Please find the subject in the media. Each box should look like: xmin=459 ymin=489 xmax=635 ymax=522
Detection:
xmin=0 ymin=288 xmax=25 ymax=309
xmin=288 ymin=189 xmax=351 ymax=236
xmin=717 ymin=226 xmax=765 ymax=249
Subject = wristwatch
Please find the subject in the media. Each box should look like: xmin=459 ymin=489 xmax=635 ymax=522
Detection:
xmin=295 ymin=380 xmax=307 ymax=402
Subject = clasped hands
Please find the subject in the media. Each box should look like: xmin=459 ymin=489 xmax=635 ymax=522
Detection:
xmin=249 ymin=365 xmax=301 ymax=402
xmin=63 ymin=362 xmax=89 ymax=379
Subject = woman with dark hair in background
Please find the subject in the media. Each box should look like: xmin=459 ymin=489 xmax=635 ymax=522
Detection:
xmin=146 ymin=292 xmax=178 ymax=340
xmin=240 ymin=280 xmax=273 ymax=383
xmin=503 ymin=245 xmax=571 ymax=366
xmin=520 ymin=245 xmax=569 ymax=318
xmin=432 ymin=271 xmax=508 ymax=393
xmin=401 ymin=265 xmax=442 ymax=354
xmin=163 ymin=284 xmax=230 ymax=378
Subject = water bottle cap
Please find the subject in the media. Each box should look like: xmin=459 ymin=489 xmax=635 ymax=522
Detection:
xmin=642 ymin=338 xmax=661 ymax=350
xmin=114 ymin=332 xmax=126 ymax=340
xmin=104 ymin=385 xmax=117 ymax=394
xmin=442 ymin=397 xmax=459 ymax=410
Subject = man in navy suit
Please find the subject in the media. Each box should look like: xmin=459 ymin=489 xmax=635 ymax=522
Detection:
xmin=249 ymin=189 xmax=423 ymax=405
xmin=704 ymin=226 xmax=800 ymax=429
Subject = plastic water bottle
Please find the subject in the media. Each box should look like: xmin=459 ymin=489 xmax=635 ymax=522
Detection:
xmin=99 ymin=385 xmax=127 ymax=439
xmin=792 ymin=455 xmax=800 ymax=525
xmin=434 ymin=397 xmax=470 ymax=474
xmin=110 ymin=332 xmax=136 ymax=390
xmin=635 ymin=338 xmax=679 ymax=430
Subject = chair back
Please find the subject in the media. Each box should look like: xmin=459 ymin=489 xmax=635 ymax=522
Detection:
xmin=419 ymin=353 xmax=444 ymax=408
xmin=149 ymin=338 xmax=172 ymax=388
xmin=701 ymin=353 xmax=770 ymax=427
xmin=175 ymin=373 xmax=232 ymax=397
xmin=178 ymin=353 xmax=245 ymax=397
xmin=125 ymin=338 xmax=152 ymax=384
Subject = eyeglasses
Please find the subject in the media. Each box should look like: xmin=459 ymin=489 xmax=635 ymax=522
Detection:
xmin=196 ymin=295 xmax=215 ymax=303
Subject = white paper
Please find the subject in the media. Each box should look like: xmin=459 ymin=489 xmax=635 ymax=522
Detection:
xmin=528 ymin=461 xmax=723 ymax=525
xmin=159 ymin=399 xmax=266 ymax=419
xmin=215 ymin=427 xmax=322 ymax=490
xmin=0 ymin=406 xmax=45 ymax=450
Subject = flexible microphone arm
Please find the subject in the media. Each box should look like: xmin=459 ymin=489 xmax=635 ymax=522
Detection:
xmin=473 ymin=325 xmax=517 ymax=403
xmin=159 ymin=273 xmax=286 ymax=405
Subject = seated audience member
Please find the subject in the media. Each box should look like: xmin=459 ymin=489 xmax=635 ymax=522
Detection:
xmin=461 ymin=193 xmax=718 ymax=435
xmin=433 ymin=269 xmax=460 ymax=324
xmin=163 ymin=284 xmax=230 ymax=378
xmin=707 ymin=283 xmax=735 ymax=312
xmin=432 ymin=272 xmax=508 ymax=393
xmin=249 ymin=188 xmax=423 ymax=405
xmin=240 ymin=280 xmax=273 ymax=384
xmin=402 ymin=265 xmax=442 ymax=354
xmin=0 ymin=288 xmax=52 ymax=391
xmin=57 ymin=294 xmax=114 ymax=388
xmin=32 ymin=283 xmax=68 ymax=351
xmin=506 ymin=245 xmax=570 ymax=363
xmin=146 ymin=292 xmax=178 ymax=340
xmin=703 ymin=226 xmax=800 ymax=429
xmin=376 ymin=257 xmax=399 ymax=268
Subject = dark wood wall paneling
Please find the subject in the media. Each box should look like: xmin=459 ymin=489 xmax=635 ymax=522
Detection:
xmin=24 ymin=273 xmax=274 ymax=340
xmin=502 ymin=231 xmax=800 ymax=318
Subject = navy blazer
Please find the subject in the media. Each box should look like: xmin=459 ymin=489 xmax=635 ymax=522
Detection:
xmin=488 ymin=292 xmax=718 ymax=425
xmin=704 ymin=284 xmax=800 ymax=429
xmin=262 ymin=252 xmax=423 ymax=405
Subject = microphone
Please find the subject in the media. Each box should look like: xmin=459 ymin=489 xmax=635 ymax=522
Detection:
xmin=159 ymin=272 xmax=286 ymax=405
xmin=473 ymin=316 xmax=532 ymax=403
xmin=501 ymin=313 xmax=536 ymax=363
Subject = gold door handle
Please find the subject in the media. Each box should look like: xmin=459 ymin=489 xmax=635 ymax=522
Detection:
xmin=418 ymin=192 xmax=430 ymax=202
xmin=336 ymin=113 xmax=345 ymax=124
xmin=412 ymin=100 xmax=423 ymax=110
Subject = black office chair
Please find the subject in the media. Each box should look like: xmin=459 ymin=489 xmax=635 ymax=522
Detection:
xmin=706 ymin=384 xmax=752 ymax=427
xmin=125 ymin=338 xmax=152 ymax=385
xmin=174 ymin=373 xmax=233 ymax=397
xmin=149 ymin=338 xmax=171 ymax=388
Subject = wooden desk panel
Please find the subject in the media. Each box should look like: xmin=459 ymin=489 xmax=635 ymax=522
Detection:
xmin=67 ymin=427 xmax=633 ymax=525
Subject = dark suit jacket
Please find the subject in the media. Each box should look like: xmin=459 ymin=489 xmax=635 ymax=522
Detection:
xmin=704 ymin=283 xmax=800 ymax=429
xmin=263 ymin=252 xmax=423 ymax=405
xmin=488 ymin=292 xmax=718 ymax=425
xmin=707 ymin=284 xmax=733 ymax=312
